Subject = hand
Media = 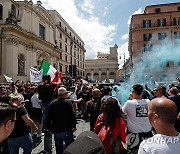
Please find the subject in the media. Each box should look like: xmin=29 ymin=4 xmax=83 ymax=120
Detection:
xmin=32 ymin=125 xmax=38 ymax=133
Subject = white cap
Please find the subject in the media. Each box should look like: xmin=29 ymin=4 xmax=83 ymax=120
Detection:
xmin=58 ymin=87 xmax=68 ymax=95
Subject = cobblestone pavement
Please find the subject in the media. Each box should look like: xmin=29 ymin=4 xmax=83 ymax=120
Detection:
xmin=31 ymin=119 xmax=90 ymax=154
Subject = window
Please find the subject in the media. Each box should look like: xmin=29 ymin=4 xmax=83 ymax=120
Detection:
xmin=143 ymin=20 xmax=151 ymax=28
xmin=65 ymin=65 xmax=68 ymax=74
xmin=65 ymin=55 xmax=68 ymax=62
xmin=0 ymin=4 xmax=3 ymax=20
xmin=70 ymin=32 xmax=71 ymax=36
xmin=173 ymin=17 xmax=180 ymax=25
xmin=143 ymin=33 xmax=152 ymax=41
xmin=174 ymin=32 xmax=180 ymax=39
xmin=65 ymin=27 xmax=67 ymax=32
xmin=158 ymin=33 xmax=167 ymax=40
xmin=65 ymin=45 xmax=67 ymax=52
xmin=39 ymin=24 xmax=45 ymax=40
xmin=160 ymin=61 xmax=166 ymax=68
xmin=60 ymin=42 xmax=62 ymax=49
xmin=53 ymin=63 xmax=57 ymax=69
xmin=143 ymin=44 xmax=153 ymax=52
xmin=59 ymin=53 xmax=62 ymax=59
xmin=59 ymin=21 xmax=61 ymax=27
xmin=60 ymin=33 xmax=62 ymax=38
xmin=157 ymin=19 xmax=166 ymax=27
xmin=59 ymin=64 xmax=62 ymax=72
xmin=155 ymin=8 xmax=161 ymax=13
xmin=74 ymin=36 xmax=75 ymax=40
xmin=178 ymin=6 xmax=180 ymax=11
xmin=65 ymin=37 xmax=67 ymax=43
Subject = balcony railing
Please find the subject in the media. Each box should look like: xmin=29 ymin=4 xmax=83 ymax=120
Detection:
xmin=132 ymin=21 xmax=180 ymax=29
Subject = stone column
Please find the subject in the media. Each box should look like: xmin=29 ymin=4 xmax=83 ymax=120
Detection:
xmin=107 ymin=68 xmax=109 ymax=82
xmin=91 ymin=69 xmax=93 ymax=81
xmin=99 ymin=69 xmax=101 ymax=82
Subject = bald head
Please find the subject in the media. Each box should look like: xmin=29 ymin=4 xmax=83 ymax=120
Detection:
xmin=92 ymin=88 xmax=101 ymax=98
xmin=149 ymin=98 xmax=178 ymax=124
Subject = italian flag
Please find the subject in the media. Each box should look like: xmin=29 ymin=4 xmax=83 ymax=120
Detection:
xmin=40 ymin=60 xmax=62 ymax=83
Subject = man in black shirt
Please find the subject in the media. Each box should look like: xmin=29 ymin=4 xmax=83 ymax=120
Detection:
xmin=38 ymin=75 xmax=54 ymax=130
xmin=8 ymin=96 xmax=37 ymax=154
xmin=47 ymin=87 xmax=76 ymax=154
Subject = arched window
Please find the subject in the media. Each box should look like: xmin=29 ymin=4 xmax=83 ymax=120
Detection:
xmin=0 ymin=4 xmax=3 ymax=20
xmin=101 ymin=72 xmax=107 ymax=75
xmin=110 ymin=72 xmax=115 ymax=75
xmin=86 ymin=73 xmax=91 ymax=76
xmin=18 ymin=54 xmax=25 ymax=75
xmin=94 ymin=73 xmax=99 ymax=76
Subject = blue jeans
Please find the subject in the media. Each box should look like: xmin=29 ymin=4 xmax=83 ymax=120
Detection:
xmin=54 ymin=131 xmax=73 ymax=154
xmin=42 ymin=102 xmax=50 ymax=130
xmin=8 ymin=134 xmax=33 ymax=154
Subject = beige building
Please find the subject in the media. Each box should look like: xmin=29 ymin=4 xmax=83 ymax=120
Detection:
xmin=129 ymin=2 xmax=180 ymax=82
xmin=0 ymin=0 xmax=85 ymax=82
xmin=85 ymin=44 xmax=119 ymax=82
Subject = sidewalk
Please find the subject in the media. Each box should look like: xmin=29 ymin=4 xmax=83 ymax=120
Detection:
xmin=32 ymin=119 xmax=90 ymax=154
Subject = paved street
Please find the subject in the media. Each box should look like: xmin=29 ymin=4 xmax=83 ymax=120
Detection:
xmin=32 ymin=119 xmax=90 ymax=154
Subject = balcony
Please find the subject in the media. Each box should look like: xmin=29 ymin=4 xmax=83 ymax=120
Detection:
xmin=131 ymin=21 xmax=180 ymax=29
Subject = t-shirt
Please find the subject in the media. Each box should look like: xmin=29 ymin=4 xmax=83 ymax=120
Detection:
xmin=9 ymin=105 xmax=29 ymax=138
xmin=31 ymin=93 xmax=41 ymax=108
xmin=122 ymin=99 xmax=151 ymax=133
xmin=138 ymin=134 xmax=180 ymax=154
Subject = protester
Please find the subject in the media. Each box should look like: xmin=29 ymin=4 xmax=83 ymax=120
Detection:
xmin=46 ymin=87 xmax=76 ymax=154
xmin=94 ymin=97 xmax=126 ymax=154
xmin=38 ymin=75 xmax=54 ymax=130
xmin=8 ymin=95 xmax=37 ymax=154
xmin=138 ymin=98 xmax=180 ymax=154
xmin=101 ymin=86 xmax=112 ymax=103
xmin=168 ymin=87 xmax=180 ymax=132
xmin=0 ymin=102 xmax=17 ymax=143
xmin=84 ymin=88 xmax=102 ymax=131
xmin=122 ymin=84 xmax=153 ymax=154
xmin=31 ymin=87 xmax=42 ymax=137
xmin=153 ymin=86 xmax=166 ymax=98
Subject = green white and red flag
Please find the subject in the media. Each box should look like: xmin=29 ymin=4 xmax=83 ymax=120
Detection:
xmin=40 ymin=60 xmax=62 ymax=83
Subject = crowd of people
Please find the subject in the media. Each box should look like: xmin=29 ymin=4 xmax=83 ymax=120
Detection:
xmin=0 ymin=75 xmax=179 ymax=154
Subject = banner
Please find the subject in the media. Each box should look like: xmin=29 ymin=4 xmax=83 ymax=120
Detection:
xmin=30 ymin=67 xmax=43 ymax=83
xmin=3 ymin=75 xmax=13 ymax=83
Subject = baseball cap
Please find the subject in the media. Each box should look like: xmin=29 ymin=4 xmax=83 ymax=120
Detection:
xmin=64 ymin=131 xmax=105 ymax=154
xmin=58 ymin=87 xmax=68 ymax=95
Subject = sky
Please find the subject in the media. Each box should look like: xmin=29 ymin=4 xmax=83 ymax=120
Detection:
xmin=27 ymin=0 xmax=180 ymax=67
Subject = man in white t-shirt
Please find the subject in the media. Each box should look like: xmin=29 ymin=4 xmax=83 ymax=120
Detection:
xmin=138 ymin=98 xmax=180 ymax=154
xmin=122 ymin=84 xmax=153 ymax=153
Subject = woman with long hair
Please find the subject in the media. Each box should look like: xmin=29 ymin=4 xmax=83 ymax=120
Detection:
xmin=94 ymin=97 xmax=126 ymax=154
